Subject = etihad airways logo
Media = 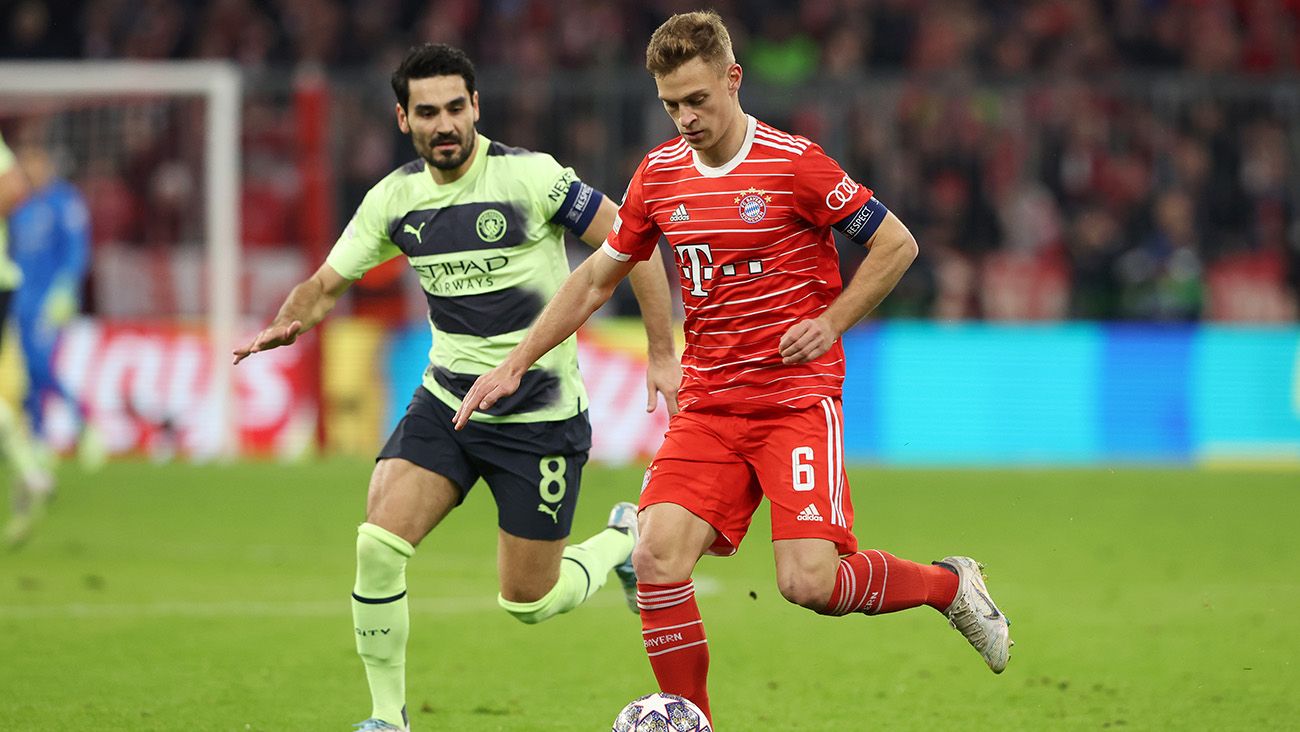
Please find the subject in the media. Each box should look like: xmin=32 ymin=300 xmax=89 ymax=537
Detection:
xmin=413 ymin=255 xmax=510 ymax=295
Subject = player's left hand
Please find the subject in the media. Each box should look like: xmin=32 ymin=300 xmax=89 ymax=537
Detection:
xmin=779 ymin=317 xmax=838 ymax=364
xmin=645 ymin=353 xmax=682 ymax=415
xmin=453 ymin=365 xmax=523 ymax=430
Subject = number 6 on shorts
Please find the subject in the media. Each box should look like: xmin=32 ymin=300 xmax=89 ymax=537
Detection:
xmin=792 ymin=446 xmax=815 ymax=492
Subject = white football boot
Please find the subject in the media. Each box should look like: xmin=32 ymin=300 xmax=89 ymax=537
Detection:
xmin=352 ymin=706 xmax=408 ymax=731
xmin=608 ymin=501 xmax=640 ymax=614
xmin=935 ymin=556 xmax=1013 ymax=673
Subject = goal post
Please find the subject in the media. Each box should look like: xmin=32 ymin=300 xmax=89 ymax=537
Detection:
xmin=0 ymin=61 xmax=242 ymax=459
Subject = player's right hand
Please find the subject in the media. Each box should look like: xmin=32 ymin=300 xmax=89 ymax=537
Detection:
xmin=232 ymin=320 xmax=303 ymax=364
xmin=453 ymin=365 xmax=523 ymax=430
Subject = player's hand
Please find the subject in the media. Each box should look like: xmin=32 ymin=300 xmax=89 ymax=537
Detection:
xmin=42 ymin=283 xmax=78 ymax=327
xmin=645 ymin=352 xmax=682 ymax=415
xmin=453 ymin=365 xmax=523 ymax=430
xmin=778 ymin=317 xmax=838 ymax=364
xmin=232 ymin=320 xmax=303 ymax=364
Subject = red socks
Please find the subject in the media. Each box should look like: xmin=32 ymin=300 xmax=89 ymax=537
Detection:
xmin=636 ymin=554 xmax=954 ymax=722
xmin=822 ymin=550 xmax=958 ymax=616
xmin=637 ymin=581 xmax=711 ymax=721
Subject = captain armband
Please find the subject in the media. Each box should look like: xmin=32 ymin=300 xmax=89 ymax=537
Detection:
xmin=832 ymin=196 xmax=889 ymax=246
xmin=550 ymin=180 xmax=605 ymax=237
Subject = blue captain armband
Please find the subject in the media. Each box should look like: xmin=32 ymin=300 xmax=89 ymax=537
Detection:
xmin=550 ymin=180 xmax=605 ymax=236
xmin=833 ymin=196 xmax=889 ymax=246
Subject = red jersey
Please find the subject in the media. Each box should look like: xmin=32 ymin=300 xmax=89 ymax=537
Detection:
xmin=604 ymin=115 xmax=877 ymax=412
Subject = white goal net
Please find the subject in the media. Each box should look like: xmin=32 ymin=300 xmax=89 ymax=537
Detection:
xmin=0 ymin=61 xmax=242 ymax=459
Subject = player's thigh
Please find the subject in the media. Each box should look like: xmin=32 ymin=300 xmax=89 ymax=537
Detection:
xmin=365 ymin=458 xmax=462 ymax=546
xmin=478 ymin=445 xmax=585 ymax=601
xmin=496 ymin=531 xmax=566 ymax=602
xmin=746 ymin=398 xmax=858 ymax=555
xmin=369 ymin=387 xmax=481 ymax=546
xmin=641 ymin=410 xmax=763 ymax=557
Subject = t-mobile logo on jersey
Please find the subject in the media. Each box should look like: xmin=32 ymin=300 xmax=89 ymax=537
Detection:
xmin=674 ymin=243 xmax=764 ymax=297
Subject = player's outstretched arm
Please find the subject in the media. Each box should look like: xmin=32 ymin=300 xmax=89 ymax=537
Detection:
xmin=453 ymin=250 xmax=636 ymax=428
xmin=580 ymin=198 xmax=680 ymax=414
xmin=233 ymin=262 xmax=352 ymax=364
xmin=779 ymin=211 xmax=917 ymax=364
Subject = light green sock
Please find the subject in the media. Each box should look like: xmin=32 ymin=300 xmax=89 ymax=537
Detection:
xmin=352 ymin=522 xmax=415 ymax=727
xmin=498 ymin=527 xmax=633 ymax=624
xmin=0 ymin=401 xmax=51 ymax=490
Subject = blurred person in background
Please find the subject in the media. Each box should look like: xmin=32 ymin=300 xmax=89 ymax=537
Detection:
xmin=0 ymin=131 xmax=56 ymax=548
xmin=233 ymin=43 xmax=678 ymax=732
xmin=1118 ymin=188 xmax=1205 ymax=320
xmin=10 ymin=134 xmax=106 ymax=472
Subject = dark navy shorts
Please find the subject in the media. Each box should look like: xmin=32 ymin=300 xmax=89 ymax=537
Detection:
xmin=378 ymin=386 xmax=592 ymax=541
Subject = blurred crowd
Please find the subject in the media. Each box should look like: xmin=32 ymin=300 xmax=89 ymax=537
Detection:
xmin=8 ymin=0 xmax=1300 ymax=76
xmin=3 ymin=0 xmax=1299 ymax=321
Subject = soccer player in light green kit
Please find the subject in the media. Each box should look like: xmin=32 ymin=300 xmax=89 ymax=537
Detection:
xmin=233 ymin=44 xmax=678 ymax=731
xmin=0 ymin=130 xmax=57 ymax=548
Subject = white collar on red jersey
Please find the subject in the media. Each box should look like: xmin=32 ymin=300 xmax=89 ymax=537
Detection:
xmin=693 ymin=114 xmax=757 ymax=178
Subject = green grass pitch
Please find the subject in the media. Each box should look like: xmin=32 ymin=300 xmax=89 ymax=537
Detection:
xmin=1 ymin=459 xmax=1297 ymax=730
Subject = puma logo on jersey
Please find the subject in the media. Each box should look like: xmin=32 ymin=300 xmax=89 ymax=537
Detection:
xmin=669 ymin=204 xmax=690 ymax=222
xmin=403 ymin=220 xmax=428 ymax=243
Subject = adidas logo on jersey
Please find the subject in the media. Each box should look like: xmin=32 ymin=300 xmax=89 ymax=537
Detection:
xmin=796 ymin=504 xmax=824 ymax=522
xmin=669 ymin=204 xmax=690 ymax=222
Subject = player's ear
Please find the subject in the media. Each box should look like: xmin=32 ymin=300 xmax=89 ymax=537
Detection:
xmin=727 ymin=63 xmax=742 ymax=94
xmin=396 ymin=102 xmax=411 ymax=134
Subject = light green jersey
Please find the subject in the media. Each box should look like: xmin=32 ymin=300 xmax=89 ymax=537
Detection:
xmin=0 ymin=133 xmax=23 ymax=291
xmin=327 ymin=134 xmax=604 ymax=424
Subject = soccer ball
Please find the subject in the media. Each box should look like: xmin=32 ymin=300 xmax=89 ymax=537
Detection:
xmin=612 ymin=692 xmax=712 ymax=732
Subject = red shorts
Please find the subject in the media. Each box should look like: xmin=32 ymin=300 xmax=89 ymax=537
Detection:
xmin=640 ymin=398 xmax=857 ymax=556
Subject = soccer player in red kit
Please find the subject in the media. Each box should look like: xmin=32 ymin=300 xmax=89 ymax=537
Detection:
xmin=455 ymin=10 xmax=1012 ymax=722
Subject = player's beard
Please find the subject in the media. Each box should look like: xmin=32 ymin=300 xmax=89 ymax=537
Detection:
xmin=420 ymin=131 xmax=474 ymax=170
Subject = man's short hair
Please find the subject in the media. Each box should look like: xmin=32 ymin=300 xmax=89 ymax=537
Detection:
xmin=391 ymin=43 xmax=477 ymax=109
xmin=645 ymin=10 xmax=735 ymax=78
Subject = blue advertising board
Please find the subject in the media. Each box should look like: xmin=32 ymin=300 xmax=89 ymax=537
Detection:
xmin=384 ymin=321 xmax=1300 ymax=466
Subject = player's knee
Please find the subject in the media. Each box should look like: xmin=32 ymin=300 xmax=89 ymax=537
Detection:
xmin=497 ymin=584 xmax=558 ymax=625
xmin=777 ymin=573 xmax=833 ymax=612
xmin=499 ymin=579 xmax=550 ymax=606
xmin=355 ymin=523 xmax=415 ymax=595
xmin=631 ymin=539 xmax=692 ymax=584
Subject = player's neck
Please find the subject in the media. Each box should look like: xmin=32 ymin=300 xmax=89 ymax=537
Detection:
xmin=698 ymin=108 xmax=749 ymax=168
xmin=427 ymin=133 xmax=478 ymax=185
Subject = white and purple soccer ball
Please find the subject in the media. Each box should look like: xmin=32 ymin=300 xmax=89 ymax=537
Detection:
xmin=612 ymin=692 xmax=712 ymax=732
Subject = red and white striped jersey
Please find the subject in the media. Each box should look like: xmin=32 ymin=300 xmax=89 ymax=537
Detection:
xmin=603 ymin=115 xmax=877 ymax=412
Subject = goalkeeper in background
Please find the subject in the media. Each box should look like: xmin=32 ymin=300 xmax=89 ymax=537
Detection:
xmin=0 ymin=130 xmax=56 ymax=547
xmin=9 ymin=134 xmax=104 ymax=472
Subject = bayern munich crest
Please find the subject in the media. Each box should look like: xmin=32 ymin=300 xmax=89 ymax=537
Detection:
xmin=735 ymin=187 xmax=771 ymax=224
